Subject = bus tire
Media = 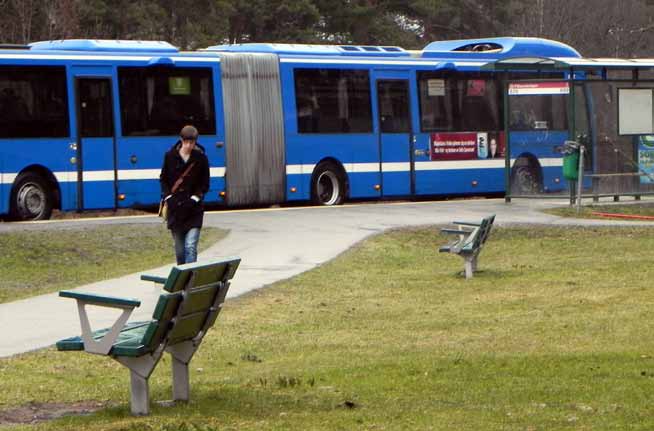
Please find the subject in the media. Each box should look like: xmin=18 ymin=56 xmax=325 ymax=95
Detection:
xmin=10 ymin=172 xmax=54 ymax=221
xmin=510 ymin=162 xmax=541 ymax=195
xmin=311 ymin=162 xmax=346 ymax=206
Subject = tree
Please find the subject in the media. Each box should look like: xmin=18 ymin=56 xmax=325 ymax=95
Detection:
xmin=507 ymin=0 xmax=654 ymax=57
xmin=225 ymin=0 xmax=320 ymax=43
xmin=408 ymin=0 xmax=512 ymax=43
xmin=313 ymin=0 xmax=423 ymax=46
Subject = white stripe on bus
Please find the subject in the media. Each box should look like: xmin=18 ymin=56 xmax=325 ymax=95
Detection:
xmin=0 ymin=54 xmax=221 ymax=63
xmin=414 ymin=158 xmax=563 ymax=170
xmin=281 ymin=58 xmax=439 ymax=66
xmin=381 ymin=162 xmax=410 ymax=172
xmin=414 ymin=159 xmax=505 ymax=170
xmin=1 ymin=159 xmax=563 ymax=185
xmin=0 ymin=52 xmax=490 ymax=68
xmin=346 ymin=162 xmax=379 ymax=173
xmin=286 ymin=164 xmax=316 ymax=175
xmin=280 ymin=58 xmax=487 ymax=67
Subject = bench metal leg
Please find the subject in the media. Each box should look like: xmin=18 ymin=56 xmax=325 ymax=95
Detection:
xmin=115 ymin=349 xmax=163 ymax=416
xmin=129 ymin=371 xmax=150 ymax=415
xmin=172 ymin=356 xmax=190 ymax=402
xmin=167 ymin=341 xmax=198 ymax=402
xmin=464 ymin=256 xmax=474 ymax=279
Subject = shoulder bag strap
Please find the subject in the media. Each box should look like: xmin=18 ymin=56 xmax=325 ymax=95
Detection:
xmin=171 ymin=162 xmax=195 ymax=194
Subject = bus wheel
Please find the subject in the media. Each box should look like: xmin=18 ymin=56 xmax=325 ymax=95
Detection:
xmin=510 ymin=164 xmax=541 ymax=195
xmin=10 ymin=173 xmax=54 ymax=221
xmin=311 ymin=163 xmax=346 ymax=206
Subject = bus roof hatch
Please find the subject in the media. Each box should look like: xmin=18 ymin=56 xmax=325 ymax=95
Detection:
xmin=29 ymin=39 xmax=179 ymax=53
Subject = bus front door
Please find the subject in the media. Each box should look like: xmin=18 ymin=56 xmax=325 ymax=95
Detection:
xmin=374 ymin=73 xmax=414 ymax=197
xmin=73 ymin=73 xmax=117 ymax=210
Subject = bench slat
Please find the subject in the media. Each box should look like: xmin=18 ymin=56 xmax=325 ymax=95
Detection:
xmin=56 ymin=321 xmax=152 ymax=354
xmin=179 ymin=283 xmax=221 ymax=315
xmin=167 ymin=312 xmax=208 ymax=344
xmin=141 ymin=292 xmax=184 ymax=351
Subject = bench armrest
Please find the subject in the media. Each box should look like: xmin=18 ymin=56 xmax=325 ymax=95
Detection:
xmin=453 ymin=221 xmax=481 ymax=227
xmin=441 ymin=227 xmax=473 ymax=235
xmin=60 ymin=290 xmax=141 ymax=308
xmin=59 ymin=290 xmax=140 ymax=355
xmin=140 ymin=274 xmax=167 ymax=284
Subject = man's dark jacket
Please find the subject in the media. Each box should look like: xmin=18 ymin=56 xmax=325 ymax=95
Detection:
xmin=160 ymin=141 xmax=210 ymax=231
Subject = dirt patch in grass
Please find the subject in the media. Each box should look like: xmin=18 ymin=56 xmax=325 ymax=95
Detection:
xmin=545 ymin=201 xmax=654 ymax=220
xmin=0 ymin=401 xmax=106 ymax=425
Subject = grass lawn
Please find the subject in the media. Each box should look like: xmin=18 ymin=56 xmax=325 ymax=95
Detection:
xmin=545 ymin=202 xmax=654 ymax=220
xmin=0 ymin=225 xmax=227 ymax=304
xmin=2 ymin=225 xmax=654 ymax=430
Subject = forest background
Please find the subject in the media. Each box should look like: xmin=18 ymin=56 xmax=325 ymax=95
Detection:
xmin=2 ymin=0 xmax=654 ymax=57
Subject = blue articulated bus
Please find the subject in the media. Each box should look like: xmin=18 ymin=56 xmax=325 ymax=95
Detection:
xmin=0 ymin=37 xmax=581 ymax=220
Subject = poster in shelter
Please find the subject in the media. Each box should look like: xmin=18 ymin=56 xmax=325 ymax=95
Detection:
xmin=638 ymin=135 xmax=654 ymax=184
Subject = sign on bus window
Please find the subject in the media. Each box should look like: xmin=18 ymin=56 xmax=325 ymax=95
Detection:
xmin=427 ymin=79 xmax=445 ymax=96
xmin=169 ymin=77 xmax=191 ymax=95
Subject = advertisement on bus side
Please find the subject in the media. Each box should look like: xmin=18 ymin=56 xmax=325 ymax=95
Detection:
xmin=431 ymin=132 xmax=504 ymax=161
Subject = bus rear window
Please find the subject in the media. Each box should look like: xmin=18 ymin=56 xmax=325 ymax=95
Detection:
xmin=118 ymin=67 xmax=216 ymax=136
xmin=418 ymin=72 xmax=501 ymax=132
xmin=0 ymin=66 xmax=69 ymax=138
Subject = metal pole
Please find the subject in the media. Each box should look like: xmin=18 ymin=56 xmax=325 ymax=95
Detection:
xmin=576 ymin=145 xmax=585 ymax=213
xmin=503 ymin=76 xmax=511 ymax=203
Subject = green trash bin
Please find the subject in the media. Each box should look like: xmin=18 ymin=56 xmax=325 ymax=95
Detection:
xmin=563 ymin=152 xmax=579 ymax=180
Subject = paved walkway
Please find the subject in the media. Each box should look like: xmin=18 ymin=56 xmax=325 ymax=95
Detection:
xmin=0 ymin=198 xmax=650 ymax=357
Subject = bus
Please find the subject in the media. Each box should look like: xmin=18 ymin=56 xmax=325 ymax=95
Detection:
xmin=0 ymin=37 xmax=581 ymax=221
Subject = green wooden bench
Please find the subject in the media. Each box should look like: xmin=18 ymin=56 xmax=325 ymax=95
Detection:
xmin=439 ymin=214 xmax=495 ymax=279
xmin=56 ymin=257 xmax=241 ymax=415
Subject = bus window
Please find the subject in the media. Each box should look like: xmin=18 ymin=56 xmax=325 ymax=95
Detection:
xmin=378 ymin=80 xmax=410 ymax=133
xmin=295 ymin=69 xmax=372 ymax=134
xmin=78 ymin=79 xmax=113 ymax=138
xmin=118 ymin=67 xmax=215 ymax=136
xmin=0 ymin=66 xmax=68 ymax=138
xmin=418 ymin=72 xmax=501 ymax=132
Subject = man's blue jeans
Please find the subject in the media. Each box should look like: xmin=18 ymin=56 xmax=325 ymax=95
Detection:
xmin=171 ymin=228 xmax=201 ymax=265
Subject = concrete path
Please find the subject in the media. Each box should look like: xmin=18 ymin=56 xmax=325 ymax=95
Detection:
xmin=0 ymin=198 xmax=649 ymax=357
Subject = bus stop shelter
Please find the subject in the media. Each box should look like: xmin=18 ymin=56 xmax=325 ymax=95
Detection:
xmin=485 ymin=56 xmax=654 ymax=204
